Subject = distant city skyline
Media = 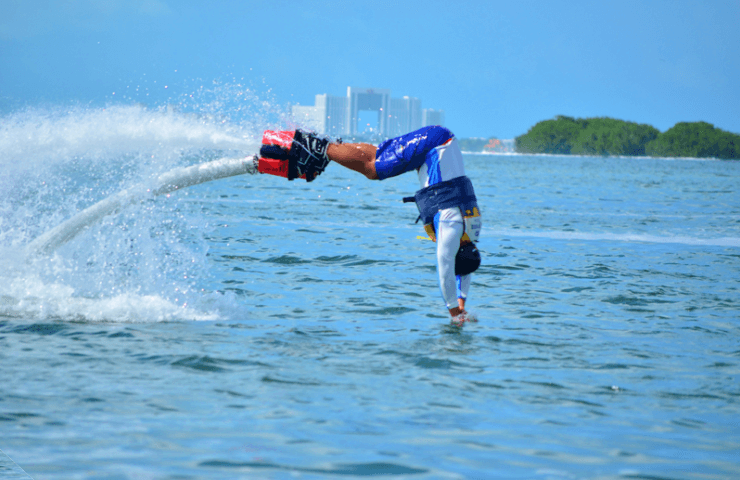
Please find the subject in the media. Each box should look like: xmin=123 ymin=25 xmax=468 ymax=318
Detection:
xmin=292 ymin=87 xmax=445 ymax=138
xmin=1 ymin=1 xmax=737 ymax=139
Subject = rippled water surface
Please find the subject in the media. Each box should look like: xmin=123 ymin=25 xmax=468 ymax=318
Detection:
xmin=1 ymin=108 xmax=739 ymax=479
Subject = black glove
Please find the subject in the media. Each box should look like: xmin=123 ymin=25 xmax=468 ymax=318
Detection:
xmin=290 ymin=130 xmax=331 ymax=182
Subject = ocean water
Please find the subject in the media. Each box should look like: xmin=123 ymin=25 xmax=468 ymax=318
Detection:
xmin=1 ymin=104 xmax=739 ymax=479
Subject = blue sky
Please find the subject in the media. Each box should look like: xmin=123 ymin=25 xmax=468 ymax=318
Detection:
xmin=1 ymin=0 xmax=738 ymax=139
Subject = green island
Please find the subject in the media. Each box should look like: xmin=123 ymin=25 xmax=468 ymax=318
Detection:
xmin=510 ymin=116 xmax=739 ymax=159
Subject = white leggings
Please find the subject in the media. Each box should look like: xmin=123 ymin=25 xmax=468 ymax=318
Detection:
xmin=435 ymin=207 xmax=472 ymax=309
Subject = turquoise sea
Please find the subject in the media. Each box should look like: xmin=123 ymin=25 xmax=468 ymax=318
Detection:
xmin=1 ymin=104 xmax=739 ymax=479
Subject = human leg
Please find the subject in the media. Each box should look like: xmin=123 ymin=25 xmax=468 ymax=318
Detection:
xmin=456 ymin=274 xmax=471 ymax=311
xmin=435 ymin=208 xmax=465 ymax=317
xmin=326 ymin=143 xmax=379 ymax=180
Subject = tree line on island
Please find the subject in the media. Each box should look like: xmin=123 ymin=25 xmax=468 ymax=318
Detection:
xmin=461 ymin=116 xmax=739 ymax=159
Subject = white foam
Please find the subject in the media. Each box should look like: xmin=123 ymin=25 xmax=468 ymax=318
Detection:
xmin=0 ymin=272 xmax=227 ymax=323
xmin=464 ymin=151 xmax=723 ymax=161
xmin=486 ymin=227 xmax=740 ymax=248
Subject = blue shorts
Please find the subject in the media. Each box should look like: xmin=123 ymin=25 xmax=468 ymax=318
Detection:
xmin=374 ymin=126 xmax=454 ymax=180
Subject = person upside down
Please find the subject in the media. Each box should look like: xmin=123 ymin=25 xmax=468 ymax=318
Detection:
xmin=258 ymin=125 xmax=482 ymax=321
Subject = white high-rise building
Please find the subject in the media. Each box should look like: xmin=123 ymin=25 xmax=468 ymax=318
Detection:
xmin=388 ymin=96 xmax=422 ymax=137
xmin=422 ymin=109 xmax=445 ymax=127
xmin=347 ymin=87 xmax=391 ymax=137
xmin=317 ymin=94 xmax=348 ymax=136
xmin=292 ymin=94 xmax=348 ymax=136
xmin=292 ymin=88 xmax=442 ymax=138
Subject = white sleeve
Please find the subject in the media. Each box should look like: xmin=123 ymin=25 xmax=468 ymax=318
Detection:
xmin=435 ymin=208 xmax=464 ymax=309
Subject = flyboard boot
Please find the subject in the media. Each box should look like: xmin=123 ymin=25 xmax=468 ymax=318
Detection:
xmin=257 ymin=129 xmax=332 ymax=182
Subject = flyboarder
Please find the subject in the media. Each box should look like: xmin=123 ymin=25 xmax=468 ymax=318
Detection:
xmin=258 ymin=126 xmax=482 ymax=323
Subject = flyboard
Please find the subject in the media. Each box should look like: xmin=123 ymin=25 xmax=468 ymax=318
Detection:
xmin=26 ymin=129 xmax=326 ymax=257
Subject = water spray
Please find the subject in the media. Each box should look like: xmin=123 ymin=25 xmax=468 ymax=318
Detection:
xmin=26 ymin=156 xmax=260 ymax=257
xmin=24 ymin=128 xmax=329 ymax=257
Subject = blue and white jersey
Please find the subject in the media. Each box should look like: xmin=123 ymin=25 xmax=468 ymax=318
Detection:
xmin=416 ymin=136 xmax=466 ymax=189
